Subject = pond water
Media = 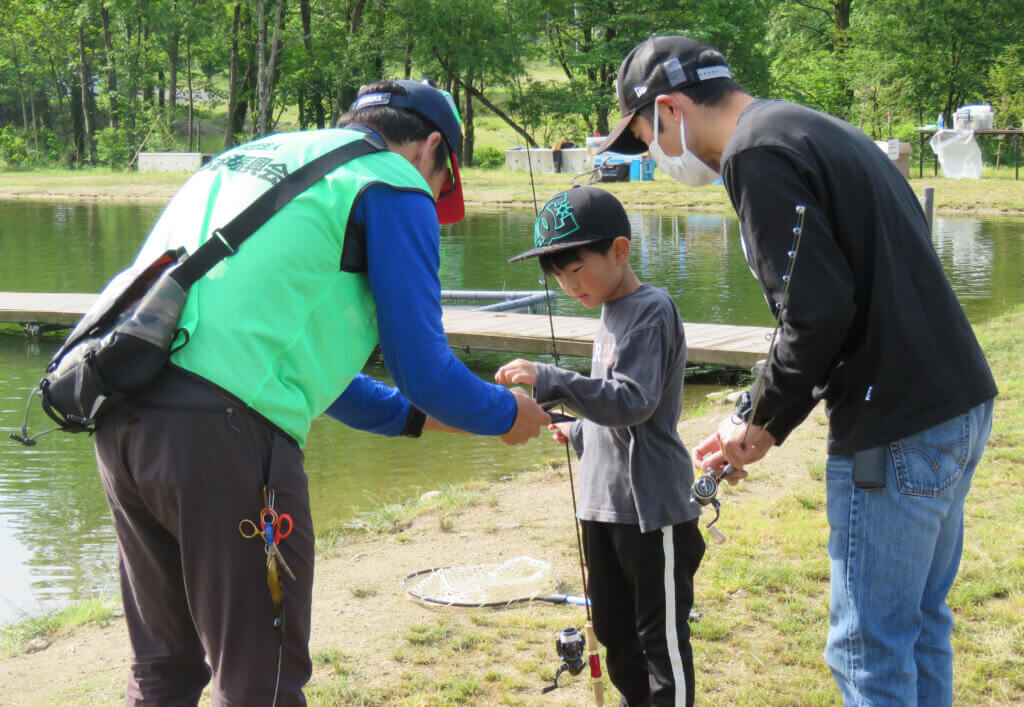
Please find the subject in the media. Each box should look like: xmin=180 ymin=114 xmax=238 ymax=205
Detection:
xmin=1 ymin=199 xmax=1021 ymax=623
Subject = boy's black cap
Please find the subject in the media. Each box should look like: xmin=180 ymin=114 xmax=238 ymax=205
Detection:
xmin=596 ymin=36 xmax=732 ymax=156
xmin=508 ymin=186 xmax=630 ymax=263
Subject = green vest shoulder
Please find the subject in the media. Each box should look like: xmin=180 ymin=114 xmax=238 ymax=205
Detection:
xmin=134 ymin=129 xmax=430 ymax=446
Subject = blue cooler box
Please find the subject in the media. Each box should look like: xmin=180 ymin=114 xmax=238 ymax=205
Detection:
xmin=629 ymin=156 xmax=655 ymax=181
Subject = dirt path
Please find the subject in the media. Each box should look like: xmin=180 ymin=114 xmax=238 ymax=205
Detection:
xmin=0 ymin=402 xmax=829 ymax=706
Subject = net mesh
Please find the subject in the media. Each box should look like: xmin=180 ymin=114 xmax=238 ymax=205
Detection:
xmin=405 ymin=556 xmax=552 ymax=606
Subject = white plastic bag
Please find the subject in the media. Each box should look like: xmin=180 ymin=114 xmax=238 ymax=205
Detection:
xmin=929 ymin=129 xmax=983 ymax=179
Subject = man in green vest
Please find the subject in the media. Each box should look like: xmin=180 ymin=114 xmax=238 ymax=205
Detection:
xmin=95 ymin=79 xmax=550 ymax=706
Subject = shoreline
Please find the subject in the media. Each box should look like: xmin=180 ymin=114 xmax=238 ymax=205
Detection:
xmin=2 ymin=168 xmax=1023 ymax=216
xmin=2 ymin=193 xmax=1021 ymax=217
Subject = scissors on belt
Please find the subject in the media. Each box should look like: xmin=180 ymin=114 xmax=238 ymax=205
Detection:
xmin=239 ymin=497 xmax=296 ymax=581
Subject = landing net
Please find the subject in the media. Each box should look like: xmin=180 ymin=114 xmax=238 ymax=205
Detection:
xmin=403 ymin=556 xmax=551 ymax=607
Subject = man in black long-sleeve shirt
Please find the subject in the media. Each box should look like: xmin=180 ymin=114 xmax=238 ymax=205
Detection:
xmin=597 ymin=35 xmax=997 ymax=706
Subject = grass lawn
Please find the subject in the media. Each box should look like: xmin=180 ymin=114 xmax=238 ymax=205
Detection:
xmin=4 ymin=165 xmax=1020 ymax=216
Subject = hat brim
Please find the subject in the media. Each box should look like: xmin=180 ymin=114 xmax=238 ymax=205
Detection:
xmin=508 ymin=236 xmax=612 ymax=264
xmin=595 ymin=111 xmax=649 ymax=155
xmin=435 ymin=153 xmax=465 ymax=224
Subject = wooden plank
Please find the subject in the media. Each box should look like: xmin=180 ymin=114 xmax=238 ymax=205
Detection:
xmin=2 ymin=291 xmax=772 ymax=367
xmin=0 ymin=292 xmax=97 ymax=326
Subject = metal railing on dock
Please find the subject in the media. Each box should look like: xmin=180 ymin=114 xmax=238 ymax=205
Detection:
xmin=440 ymin=289 xmax=554 ymax=313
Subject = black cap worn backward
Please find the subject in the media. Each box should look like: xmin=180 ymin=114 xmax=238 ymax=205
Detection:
xmin=596 ymin=36 xmax=732 ymax=155
xmin=508 ymin=186 xmax=630 ymax=263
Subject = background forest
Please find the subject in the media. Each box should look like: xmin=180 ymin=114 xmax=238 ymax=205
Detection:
xmin=0 ymin=0 xmax=1022 ymax=170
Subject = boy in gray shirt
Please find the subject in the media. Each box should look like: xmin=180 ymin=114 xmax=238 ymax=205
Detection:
xmin=497 ymin=186 xmax=704 ymax=707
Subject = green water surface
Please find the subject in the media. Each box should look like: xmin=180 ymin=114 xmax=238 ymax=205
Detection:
xmin=1 ymin=199 xmax=1021 ymax=622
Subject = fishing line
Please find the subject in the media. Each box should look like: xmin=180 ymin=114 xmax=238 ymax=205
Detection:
xmin=503 ymin=2 xmax=602 ymax=702
xmin=504 ymin=0 xmax=589 ymax=624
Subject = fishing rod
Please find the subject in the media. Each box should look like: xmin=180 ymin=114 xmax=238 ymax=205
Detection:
xmin=501 ymin=2 xmax=602 ymax=702
xmin=690 ymin=204 xmax=807 ymax=539
xmin=528 ymin=131 xmax=604 ymax=707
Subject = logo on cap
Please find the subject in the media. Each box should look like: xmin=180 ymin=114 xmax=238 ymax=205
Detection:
xmin=633 ymin=85 xmax=648 ymax=98
xmin=697 ymin=65 xmax=731 ymax=81
xmin=534 ymin=193 xmax=580 ymax=247
xmin=353 ymin=92 xmax=392 ymax=109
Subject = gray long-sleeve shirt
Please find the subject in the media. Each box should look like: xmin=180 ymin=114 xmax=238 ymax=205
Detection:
xmin=535 ymin=285 xmax=700 ymax=532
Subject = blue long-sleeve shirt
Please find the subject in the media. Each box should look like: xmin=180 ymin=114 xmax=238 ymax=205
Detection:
xmin=325 ymin=182 xmax=516 ymax=436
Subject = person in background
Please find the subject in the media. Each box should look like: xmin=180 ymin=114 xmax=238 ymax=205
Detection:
xmin=596 ymin=35 xmax=997 ymax=706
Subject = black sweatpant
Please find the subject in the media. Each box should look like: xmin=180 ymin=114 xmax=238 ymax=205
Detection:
xmin=94 ymin=367 xmax=314 ymax=706
xmin=582 ymin=519 xmax=705 ymax=707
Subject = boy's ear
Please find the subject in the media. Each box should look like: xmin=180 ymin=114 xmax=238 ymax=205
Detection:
xmin=612 ymin=236 xmax=631 ymax=264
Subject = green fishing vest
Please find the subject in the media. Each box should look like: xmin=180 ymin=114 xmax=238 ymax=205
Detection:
xmin=133 ymin=129 xmax=431 ymax=446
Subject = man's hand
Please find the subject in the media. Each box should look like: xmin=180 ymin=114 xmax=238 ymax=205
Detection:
xmin=498 ymin=389 xmax=551 ymax=445
xmin=693 ymin=415 xmax=776 ymax=483
xmin=549 ymin=421 xmax=573 ymax=445
xmin=495 ymin=359 xmax=539 ymax=387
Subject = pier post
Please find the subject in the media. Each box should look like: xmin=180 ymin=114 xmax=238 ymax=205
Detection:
xmin=922 ymin=186 xmax=935 ymax=234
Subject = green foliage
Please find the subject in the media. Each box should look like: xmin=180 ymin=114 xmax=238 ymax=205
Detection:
xmin=473 ymin=146 xmax=505 ymax=169
xmin=0 ymin=0 xmax=1020 ymax=164
xmin=95 ymin=126 xmax=135 ymax=168
xmin=0 ymin=126 xmax=29 ymax=168
xmin=988 ymin=45 xmax=1024 ymax=130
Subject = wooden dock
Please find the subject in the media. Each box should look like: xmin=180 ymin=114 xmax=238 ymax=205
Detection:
xmin=1 ymin=291 xmax=771 ymax=368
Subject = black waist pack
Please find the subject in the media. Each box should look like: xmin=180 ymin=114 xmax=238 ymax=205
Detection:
xmin=10 ymin=134 xmax=384 ymax=446
xmin=31 ymin=250 xmax=191 ymax=437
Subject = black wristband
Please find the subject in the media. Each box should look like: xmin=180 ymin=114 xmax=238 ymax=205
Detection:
xmin=401 ymin=406 xmax=427 ymax=438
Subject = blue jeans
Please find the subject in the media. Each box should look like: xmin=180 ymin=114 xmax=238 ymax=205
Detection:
xmin=824 ymin=399 xmax=993 ymax=706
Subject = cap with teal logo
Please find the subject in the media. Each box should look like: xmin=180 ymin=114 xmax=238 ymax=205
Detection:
xmin=509 ymin=186 xmax=631 ymax=263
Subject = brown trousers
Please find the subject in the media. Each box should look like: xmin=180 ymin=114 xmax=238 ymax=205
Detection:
xmin=95 ymin=367 xmax=313 ymax=706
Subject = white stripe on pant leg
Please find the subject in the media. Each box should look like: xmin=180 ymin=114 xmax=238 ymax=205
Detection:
xmin=662 ymin=526 xmax=686 ymax=707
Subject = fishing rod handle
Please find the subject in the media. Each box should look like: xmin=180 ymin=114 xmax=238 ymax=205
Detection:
xmin=585 ymin=621 xmax=605 ymax=706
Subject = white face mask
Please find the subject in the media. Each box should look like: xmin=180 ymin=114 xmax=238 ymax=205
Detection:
xmin=648 ymin=105 xmax=720 ymax=187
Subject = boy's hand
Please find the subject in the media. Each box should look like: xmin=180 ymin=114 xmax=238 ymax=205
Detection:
xmin=495 ymin=359 xmax=538 ymax=387
xmin=549 ymin=421 xmax=573 ymax=445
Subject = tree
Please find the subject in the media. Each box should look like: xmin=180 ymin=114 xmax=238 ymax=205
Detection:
xmin=856 ymin=0 xmax=1024 ymax=125
xmin=540 ymin=0 xmax=771 ymax=136
xmin=988 ymin=45 xmax=1024 ymax=130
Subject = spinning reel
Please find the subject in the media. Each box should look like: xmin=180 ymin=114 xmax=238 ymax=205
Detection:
xmin=543 ymin=627 xmax=587 ymax=693
xmin=691 ymin=464 xmax=740 ymax=543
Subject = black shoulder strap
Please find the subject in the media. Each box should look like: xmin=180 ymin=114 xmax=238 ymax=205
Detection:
xmin=172 ymin=133 xmax=386 ymax=289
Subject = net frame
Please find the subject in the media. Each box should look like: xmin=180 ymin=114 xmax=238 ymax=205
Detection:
xmin=403 ymin=556 xmax=555 ymax=608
